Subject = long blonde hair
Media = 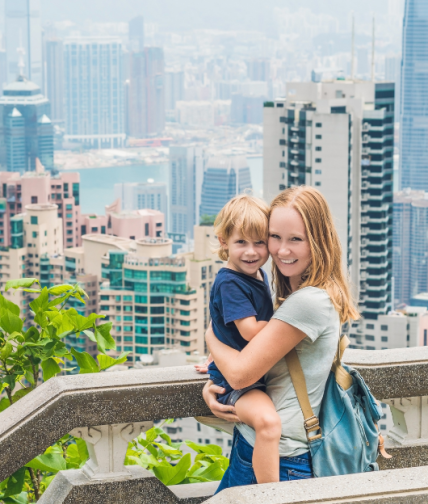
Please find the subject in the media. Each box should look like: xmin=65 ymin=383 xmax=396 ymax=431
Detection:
xmin=270 ymin=186 xmax=359 ymax=324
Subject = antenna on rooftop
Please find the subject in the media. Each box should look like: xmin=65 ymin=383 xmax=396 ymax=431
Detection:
xmin=371 ymin=16 xmax=376 ymax=82
xmin=351 ymin=13 xmax=355 ymax=80
xmin=17 ymin=29 xmax=26 ymax=78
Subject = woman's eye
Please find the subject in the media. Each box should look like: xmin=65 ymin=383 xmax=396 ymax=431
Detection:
xmin=269 ymin=234 xmax=280 ymax=239
xmin=291 ymin=237 xmax=302 ymax=241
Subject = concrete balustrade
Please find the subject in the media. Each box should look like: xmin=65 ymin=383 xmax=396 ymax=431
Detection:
xmin=0 ymin=347 xmax=428 ymax=503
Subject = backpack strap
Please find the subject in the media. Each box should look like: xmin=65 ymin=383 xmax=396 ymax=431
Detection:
xmin=285 ymin=349 xmax=322 ymax=442
xmin=331 ymin=335 xmax=353 ymax=391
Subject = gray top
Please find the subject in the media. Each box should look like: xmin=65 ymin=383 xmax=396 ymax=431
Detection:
xmin=237 ymin=286 xmax=339 ymax=457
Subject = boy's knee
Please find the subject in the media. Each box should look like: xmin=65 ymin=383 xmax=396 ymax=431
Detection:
xmin=255 ymin=413 xmax=282 ymax=439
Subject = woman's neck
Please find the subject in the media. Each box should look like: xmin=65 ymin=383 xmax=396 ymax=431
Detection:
xmin=289 ymin=275 xmax=300 ymax=293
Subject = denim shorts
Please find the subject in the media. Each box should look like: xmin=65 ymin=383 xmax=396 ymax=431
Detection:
xmin=216 ymin=427 xmax=313 ymax=493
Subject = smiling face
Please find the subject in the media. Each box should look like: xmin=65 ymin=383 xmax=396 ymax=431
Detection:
xmin=219 ymin=227 xmax=269 ymax=278
xmin=268 ymin=206 xmax=312 ymax=292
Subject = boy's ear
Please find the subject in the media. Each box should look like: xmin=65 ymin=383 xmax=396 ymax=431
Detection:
xmin=218 ymin=235 xmax=228 ymax=249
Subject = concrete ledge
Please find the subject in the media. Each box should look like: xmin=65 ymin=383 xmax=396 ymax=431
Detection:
xmin=39 ymin=465 xmax=218 ymax=504
xmin=204 ymin=465 xmax=428 ymax=503
xmin=2 ymin=347 xmax=428 ymax=482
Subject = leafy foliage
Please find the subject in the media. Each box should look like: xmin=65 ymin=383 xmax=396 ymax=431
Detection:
xmin=0 ymin=279 xmax=129 ymax=502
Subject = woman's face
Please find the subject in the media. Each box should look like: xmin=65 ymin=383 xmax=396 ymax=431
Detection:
xmin=268 ymin=206 xmax=312 ymax=285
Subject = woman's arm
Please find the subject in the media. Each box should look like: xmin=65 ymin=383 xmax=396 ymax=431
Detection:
xmin=206 ymin=319 xmax=306 ymax=390
xmin=202 ymin=380 xmax=241 ymax=422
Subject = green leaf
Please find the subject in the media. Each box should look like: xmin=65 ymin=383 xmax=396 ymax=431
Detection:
xmin=152 ymin=453 xmax=191 ymax=486
xmin=0 ymin=341 xmax=13 ymax=360
xmin=97 ymin=352 xmax=128 ymax=371
xmin=75 ymin=437 xmax=89 ymax=462
xmin=0 ymin=294 xmax=20 ymax=316
xmin=41 ymin=358 xmax=61 ymax=381
xmin=0 ymin=396 xmax=10 ymax=412
xmin=0 ymin=310 xmax=23 ymax=335
xmin=29 ymin=287 xmax=49 ymax=315
xmin=189 ymin=461 xmax=225 ymax=482
xmin=185 ymin=440 xmax=223 ymax=456
xmin=152 ymin=442 xmax=182 ymax=458
xmin=47 ymin=293 xmax=70 ymax=309
xmin=5 ymin=278 xmax=40 ymax=291
xmin=70 ymin=348 xmax=99 ymax=374
xmin=2 ymin=375 xmax=17 ymax=392
xmin=24 ymin=326 xmax=39 ymax=343
xmin=3 ymin=467 xmax=26 ymax=497
xmin=65 ymin=309 xmax=104 ymax=332
xmin=1 ymin=491 xmax=28 ymax=504
xmin=12 ymin=388 xmax=32 ymax=403
xmin=26 ymin=452 xmax=66 ymax=473
xmin=48 ymin=284 xmax=73 ymax=295
xmin=93 ymin=322 xmax=116 ymax=353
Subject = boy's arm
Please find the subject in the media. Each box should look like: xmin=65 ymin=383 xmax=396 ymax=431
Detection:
xmin=234 ymin=317 xmax=268 ymax=342
xmin=194 ymin=353 xmax=214 ymax=373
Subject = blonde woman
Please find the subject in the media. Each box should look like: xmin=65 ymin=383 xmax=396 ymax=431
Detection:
xmin=203 ymin=186 xmax=359 ymax=491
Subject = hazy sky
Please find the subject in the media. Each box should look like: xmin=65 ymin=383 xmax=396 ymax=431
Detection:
xmin=41 ymin=0 xmax=391 ymax=32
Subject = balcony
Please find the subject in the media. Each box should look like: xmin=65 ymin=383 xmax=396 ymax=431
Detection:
xmin=2 ymin=348 xmax=428 ymax=503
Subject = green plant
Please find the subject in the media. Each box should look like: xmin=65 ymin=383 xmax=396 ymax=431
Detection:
xmin=0 ymin=278 xmax=129 ymax=502
xmin=125 ymin=420 xmax=229 ymax=486
xmin=199 ymin=214 xmax=217 ymax=226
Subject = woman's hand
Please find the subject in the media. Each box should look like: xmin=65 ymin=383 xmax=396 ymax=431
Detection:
xmin=203 ymin=380 xmax=241 ymax=423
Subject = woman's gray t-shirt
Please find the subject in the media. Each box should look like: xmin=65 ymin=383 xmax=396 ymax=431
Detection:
xmin=237 ymin=286 xmax=340 ymax=457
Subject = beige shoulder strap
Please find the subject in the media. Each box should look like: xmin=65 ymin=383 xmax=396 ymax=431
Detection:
xmin=284 ymin=334 xmax=352 ymax=442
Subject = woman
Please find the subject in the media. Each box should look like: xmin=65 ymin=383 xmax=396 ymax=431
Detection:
xmin=203 ymin=186 xmax=359 ymax=490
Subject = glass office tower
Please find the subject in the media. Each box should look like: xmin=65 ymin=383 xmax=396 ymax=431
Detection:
xmin=400 ymin=0 xmax=428 ymax=191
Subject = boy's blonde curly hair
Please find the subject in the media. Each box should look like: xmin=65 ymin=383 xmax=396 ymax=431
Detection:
xmin=214 ymin=194 xmax=270 ymax=261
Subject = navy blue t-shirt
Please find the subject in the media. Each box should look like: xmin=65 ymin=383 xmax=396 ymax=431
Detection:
xmin=208 ymin=267 xmax=273 ymax=401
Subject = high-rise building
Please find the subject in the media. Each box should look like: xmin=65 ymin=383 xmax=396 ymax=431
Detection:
xmin=169 ymin=146 xmax=204 ymax=238
xmin=231 ymin=94 xmax=265 ymax=124
xmin=128 ymin=48 xmax=165 ymax=138
xmin=62 ymin=226 xmax=222 ymax=362
xmin=400 ymin=0 xmax=428 ymax=190
xmin=0 ymin=76 xmax=53 ymax=172
xmin=385 ymin=55 xmax=401 ymax=120
xmin=247 ymin=59 xmax=270 ymax=81
xmin=165 ymin=70 xmax=184 ymax=111
xmin=114 ymin=181 xmax=167 ymax=217
xmin=129 ymin=16 xmax=145 ymax=52
xmin=263 ymin=80 xmax=394 ymax=323
xmin=393 ymin=189 xmax=428 ymax=306
xmin=200 ymin=155 xmax=252 ymax=219
xmin=5 ymin=0 xmax=43 ymax=88
xmin=45 ymin=39 xmax=64 ymax=124
xmin=63 ymin=37 xmax=125 ymax=148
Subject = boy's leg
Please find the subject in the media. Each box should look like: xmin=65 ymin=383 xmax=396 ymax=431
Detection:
xmin=234 ymin=389 xmax=282 ymax=484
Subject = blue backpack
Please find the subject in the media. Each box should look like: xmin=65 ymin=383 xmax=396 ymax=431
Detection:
xmin=285 ymin=335 xmax=391 ymax=478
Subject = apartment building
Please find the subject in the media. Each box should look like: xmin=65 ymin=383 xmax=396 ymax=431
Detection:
xmin=62 ymin=225 xmax=223 ymax=363
xmin=263 ymin=80 xmax=394 ymax=325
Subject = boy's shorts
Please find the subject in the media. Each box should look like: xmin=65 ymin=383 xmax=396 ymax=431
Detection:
xmin=226 ymin=381 xmax=266 ymax=406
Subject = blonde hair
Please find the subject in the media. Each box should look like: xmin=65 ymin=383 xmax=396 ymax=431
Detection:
xmin=214 ymin=194 xmax=269 ymax=261
xmin=270 ymin=186 xmax=359 ymax=324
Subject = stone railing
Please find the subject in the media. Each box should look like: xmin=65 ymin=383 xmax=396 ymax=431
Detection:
xmin=0 ymin=347 xmax=428 ymax=503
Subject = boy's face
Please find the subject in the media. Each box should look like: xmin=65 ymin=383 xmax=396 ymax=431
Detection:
xmin=219 ymin=227 xmax=269 ymax=278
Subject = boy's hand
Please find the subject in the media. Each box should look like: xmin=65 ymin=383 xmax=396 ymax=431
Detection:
xmin=194 ymin=353 xmax=214 ymax=374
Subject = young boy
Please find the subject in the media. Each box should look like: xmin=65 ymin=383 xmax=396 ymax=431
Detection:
xmin=196 ymin=194 xmax=282 ymax=484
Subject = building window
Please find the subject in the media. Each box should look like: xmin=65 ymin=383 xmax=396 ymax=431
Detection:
xmin=315 ymin=146 xmax=322 ymax=151
xmin=32 ymin=231 xmax=37 ymax=238
xmin=315 ymin=169 xmax=322 ymax=174
xmin=31 ymin=196 xmax=38 ymax=204
xmin=381 ymin=336 xmax=388 ymax=342
xmin=145 ymin=223 xmax=149 ymax=236
xmin=424 ymin=329 xmax=427 ymax=346
xmin=315 ymin=158 xmax=322 ymax=163
xmin=365 ymin=335 xmax=375 ymax=341
xmin=316 ymin=122 xmax=322 ymax=127
xmin=315 ymin=134 xmax=322 ymax=139
xmin=30 ymin=216 xmax=38 ymax=225
xmin=101 ymin=226 xmax=106 ymax=234
xmin=380 ymin=325 xmax=388 ymax=331
xmin=315 ymin=182 xmax=321 ymax=186
xmin=366 ymin=324 xmax=375 ymax=330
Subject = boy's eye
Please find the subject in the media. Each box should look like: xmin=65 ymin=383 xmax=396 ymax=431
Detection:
xmin=237 ymin=240 xmax=246 ymax=244
xmin=256 ymin=241 xmax=266 ymax=245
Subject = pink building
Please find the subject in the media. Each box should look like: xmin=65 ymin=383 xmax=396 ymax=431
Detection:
xmin=0 ymin=162 xmax=81 ymax=249
xmin=0 ymin=163 xmax=165 ymax=249
xmin=81 ymin=199 xmax=164 ymax=241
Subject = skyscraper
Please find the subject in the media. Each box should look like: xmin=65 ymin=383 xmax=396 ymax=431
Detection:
xmin=128 ymin=48 xmax=165 ymax=138
xmin=169 ymin=146 xmax=204 ymax=238
xmin=263 ymin=80 xmax=394 ymax=322
xmin=5 ymin=0 xmax=43 ymax=88
xmin=114 ymin=181 xmax=167 ymax=220
xmin=400 ymin=0 xmax=428 ymax=190
xmin=45 ymin=39 xmax=64 ymax=124
xmin=199 ymin=156 xmax=252 ymax=219
xmin=129 ymin=16 xmax=145 ymax=52
xmin=165 ymin=70 xmax=184 ymax=111
xmin=0 ymin=76 xmax=53 ymax=172
xmin=63 ymin=37 xmax=125 ymax=148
